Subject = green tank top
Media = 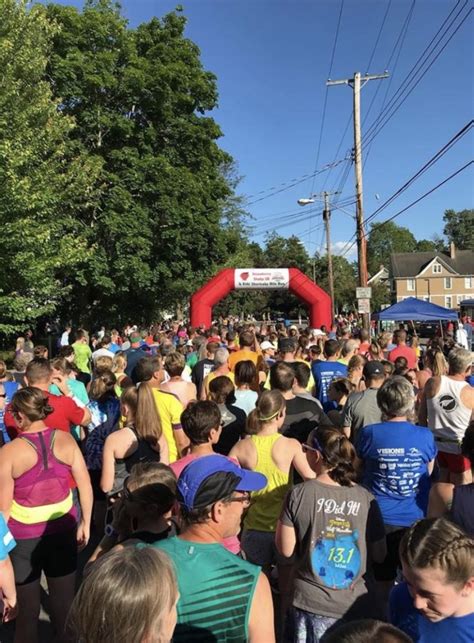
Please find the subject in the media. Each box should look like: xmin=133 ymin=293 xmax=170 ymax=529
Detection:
xmin=244 ymin=433 xmax=291 ymax=532
xmin=155 ymin=537 xmax=260 ymax=642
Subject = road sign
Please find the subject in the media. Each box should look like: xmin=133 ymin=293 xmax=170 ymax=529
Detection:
xmin=356 ymin=287 xmax=372 ymax=299
xmin=358 ymin=298 xmax=371 ymax=314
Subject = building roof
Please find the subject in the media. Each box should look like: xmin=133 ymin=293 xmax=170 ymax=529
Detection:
xmin=390 ymin=250 xmax=474 ymax=278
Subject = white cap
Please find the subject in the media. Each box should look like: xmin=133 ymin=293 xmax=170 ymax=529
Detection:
xmin=260 ymin=340 xmax=274 ymax=350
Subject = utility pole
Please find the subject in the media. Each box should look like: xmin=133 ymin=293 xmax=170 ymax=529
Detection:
xmin=298 ymin=190 xmax=339 ymax=322
xmin=327 ymin=71 xmax=388 ymax=329
xmin=322 ymin=191 xmax=337 ymax=322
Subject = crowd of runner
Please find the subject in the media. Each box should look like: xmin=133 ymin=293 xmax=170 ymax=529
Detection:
xmin=0 ymin=316 xmax=473 ymax=642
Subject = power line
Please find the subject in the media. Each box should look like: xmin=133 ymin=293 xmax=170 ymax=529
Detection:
xmin=339 ymin=160 xmax=473 ymax=260
xmin=363 ymin=0 xmax=465 ymax=142
xmin=321 ymin=0 xmax=393 ymax=195
xmin=365 ymin=0 xmax=392 ymax=73
xmin=335 ymin=119 xmax=472 ymax=259
xmin=364 ymin=8 xmax=472 ymax=150
xmin=244 ymin=156 xmax=349 ymax=206
xmin=362 ymin=0 xmax=415 ymax=141
xmin=364 ymin=120 xmax=473 ymax=226
xmin=363 ymin=1 xmax=470 ymax=147
xmin=308 ymin=0 xmax=345 ymax=197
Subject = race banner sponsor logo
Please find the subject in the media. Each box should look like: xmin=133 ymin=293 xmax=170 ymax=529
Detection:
xmin=234 ymin=269 xmax=289 ymax=290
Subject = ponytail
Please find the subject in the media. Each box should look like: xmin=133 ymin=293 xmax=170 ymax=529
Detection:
xmin=89 ymin=369 xmax=116 ymax=402
xmin=309 ymin=427 xmax=358 ymax=486
xmin=245 ymin=390 xmax=284 ymax=435
xmin=135 ymin=382 xmax=162 ymax=446
xmin=431 ymin=350 xmax=448 ymax=377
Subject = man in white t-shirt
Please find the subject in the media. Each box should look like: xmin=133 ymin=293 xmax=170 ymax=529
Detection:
xmin=91 ymin=335 xmax=115 ymax=362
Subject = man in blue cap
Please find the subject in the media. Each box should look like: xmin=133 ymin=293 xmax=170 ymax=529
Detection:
xmin=154 ymin=454 xmax=275 ymax=642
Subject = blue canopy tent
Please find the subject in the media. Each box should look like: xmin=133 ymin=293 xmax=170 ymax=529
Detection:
xmin=373 ymin=297 xmax=458 ymax=321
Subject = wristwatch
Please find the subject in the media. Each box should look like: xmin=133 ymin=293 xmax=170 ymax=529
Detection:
xmin=104 ymin=524 xmax=118 ymax=538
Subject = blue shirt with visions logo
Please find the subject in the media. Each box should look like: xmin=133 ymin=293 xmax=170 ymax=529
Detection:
xmin=357 ymin=421 xmax=436 ymax=527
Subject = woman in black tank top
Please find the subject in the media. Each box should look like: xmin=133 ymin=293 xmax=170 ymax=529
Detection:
xmin=100 ymin=383 xmax=169 ymax=496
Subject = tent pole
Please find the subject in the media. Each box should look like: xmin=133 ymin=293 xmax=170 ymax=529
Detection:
xmin=439 ymin=320 xmax=444 ymax=340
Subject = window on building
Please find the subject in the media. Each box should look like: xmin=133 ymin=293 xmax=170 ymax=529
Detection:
xmin=407 ymin=279 xmax=415 ymax=291
xmin=444 ymin=277 xmax=452 ymax=289
xmin=432 ymin=263 xmax=442 ymax=274
xmin=445 ymin=296 xmax=452 ymax=308
xmin=465 ymin=277 xmax=472 ymax=289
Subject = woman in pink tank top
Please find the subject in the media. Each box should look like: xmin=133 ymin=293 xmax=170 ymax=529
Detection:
xmin=0 ymin=387 xmax=92 ymax=643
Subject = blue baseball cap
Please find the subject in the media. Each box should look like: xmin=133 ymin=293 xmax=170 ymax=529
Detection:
xmin=177 ymin=455 xmax=267 ymax=511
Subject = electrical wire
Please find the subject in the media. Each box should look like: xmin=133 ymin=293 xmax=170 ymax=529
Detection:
xmin=308 ymin=0 xmax=345 ymax=197
xmin=245 ymin=157 xmax=349 ymax=206
xmin=365 ymin=0 xmax=392 ymax=73
xmin=363 ymin=1 xmax=470 ymax=148
xmin=338 ymin=160 xmax=473 ymax=260
xmin=364 ymin=120 xmax=473 ymax=226
xmin=362 ymin=0 xmax=415 ymax=137
xmin=363 ymin=0 xmax=465 ymax=142
xmin=334 ymin=121 xmax=473 ymax=259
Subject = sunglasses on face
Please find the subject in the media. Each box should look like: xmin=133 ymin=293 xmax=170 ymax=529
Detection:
xmin=226 ymin=491 xmax=251 ymax=507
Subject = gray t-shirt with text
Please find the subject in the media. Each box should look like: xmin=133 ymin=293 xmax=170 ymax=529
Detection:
xmin=280 ymin=479 xmax=384 ymax=619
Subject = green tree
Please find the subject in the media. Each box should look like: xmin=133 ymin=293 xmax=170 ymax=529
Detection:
xmin=416 ymin=239 xmax=439 ymax=252
xmin=0 ymin=0 xmax=100 ymax=334
xmin=313 ymin=255 xmax=357 ymax=313
xmin=443 ymin=209 xmax=474 ymax=250
xmin=46 ymin=1 xmax=233 ymax=325
xmin=370 ymin=281 xmax=391 ymax=311
xmin=367 ymin=221 xmax=417 ymax=275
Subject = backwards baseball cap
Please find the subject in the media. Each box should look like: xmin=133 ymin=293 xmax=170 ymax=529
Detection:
xmin=363 ymin=360 xmax=384 ymax=378
xmin=177 ymin=455 xmax=267 ymax=511
xmin=260 ymin=340 xmax=274 ymax=351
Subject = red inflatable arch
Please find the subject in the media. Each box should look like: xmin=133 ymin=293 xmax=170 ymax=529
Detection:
xmin=190 ymin=268 xmax=332 ymax=329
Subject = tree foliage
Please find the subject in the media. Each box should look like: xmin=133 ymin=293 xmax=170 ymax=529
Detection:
xmin=45 ymin=0 xmax=234 ymax=325
xmin=313 ymin=255 xmax=357 ymax=313
xmin=0 ymin=0 xmax=100 ymax=334
xmin=367 ymin=222 xmax=417 ymax=275
xmin=443 ymin=209 xmax=474 ymax=251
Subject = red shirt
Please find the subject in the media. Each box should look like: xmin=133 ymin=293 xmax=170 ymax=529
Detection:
xmin=358 ymin=341 xmax=371 ymax=356
xmin=388 ymin=345 xmax=418 ymax=369
xmin=5 ymin=391 xmax=85 ymax=440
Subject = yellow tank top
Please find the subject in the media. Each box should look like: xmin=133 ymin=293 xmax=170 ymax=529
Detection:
xmin=244 ymin=433 xmax=291 ymax=532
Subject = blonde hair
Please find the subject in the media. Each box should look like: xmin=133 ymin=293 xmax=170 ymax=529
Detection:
xmin=68 ymin=547 xmax=177 ymax=643
xmin=247 ymin=390 xmax=284 ymax=435
xmin=378 ymin=332 xmax=392 ymax=351
xmin=113 ymin=353 xmax=127 ymax=374
xmin=347 ymin=354 xmax=365 ymax=375
xmin=121 ymin=383 xmax=162 ymax=446
xmin=0 ymin=360 xmax=7 ymax=379
xmin=94 ymin=355 xmax=114 ymax=372
xmin=164 ymin=352 xmax=185 ymax=377
xmin=400 ymin=517 xmax=474 ymax=588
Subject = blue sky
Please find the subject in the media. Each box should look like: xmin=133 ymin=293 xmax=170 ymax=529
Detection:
xmin=38 ymin=0 xmax=473 ymax=261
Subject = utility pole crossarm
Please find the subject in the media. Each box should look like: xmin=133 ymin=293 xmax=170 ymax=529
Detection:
xmin=327 ymin=72 xmax=389 ymax=87
xmin=326 ymin=79 xmax=349 ymax=86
